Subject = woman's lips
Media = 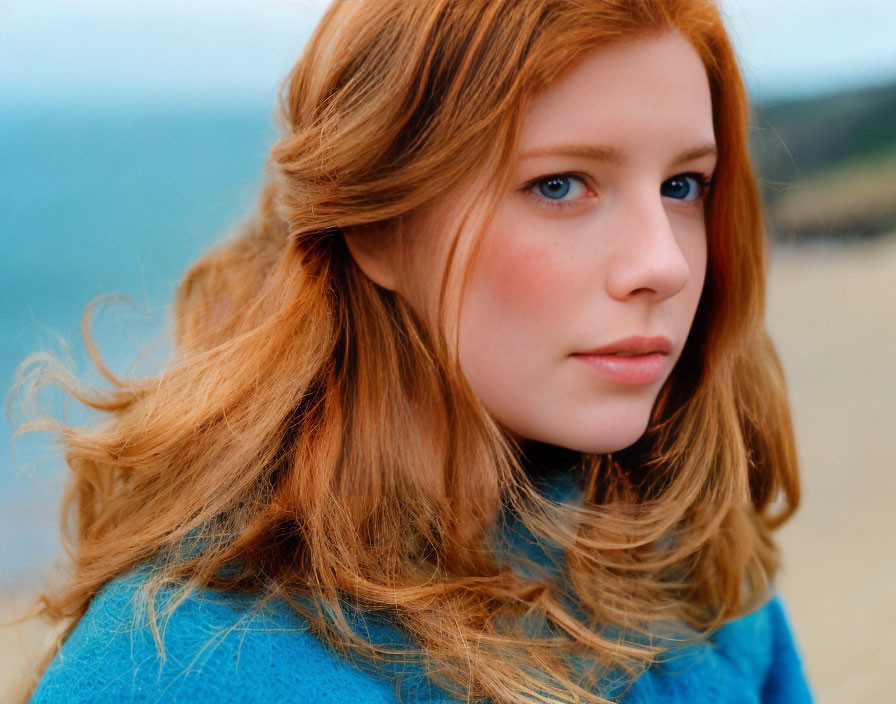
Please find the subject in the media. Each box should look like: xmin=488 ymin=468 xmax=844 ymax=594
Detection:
xmin=570 ymin=335 xmax=672 ymax=386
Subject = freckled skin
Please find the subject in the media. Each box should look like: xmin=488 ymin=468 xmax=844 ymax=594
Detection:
xmin=403 ymin=32 xmax=715 ymax=453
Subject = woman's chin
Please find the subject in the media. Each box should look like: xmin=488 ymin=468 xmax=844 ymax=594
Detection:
xmin=521 ymin=416 xmax=651 ymax=456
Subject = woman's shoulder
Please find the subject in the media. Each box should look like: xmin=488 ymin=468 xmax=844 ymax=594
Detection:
xmin=751 ymin=592 xmax=815 ymax=703
xmin=620 ymin=591 xmax=814 ymax=703
xmin=30 ymin=567 xmax=812 ymax=704
xmin=29 ymin=565 xmax=426 ymax=704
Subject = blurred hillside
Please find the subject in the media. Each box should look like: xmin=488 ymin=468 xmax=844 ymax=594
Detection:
xmin=751 ymin=79 xmax=896 ymax=242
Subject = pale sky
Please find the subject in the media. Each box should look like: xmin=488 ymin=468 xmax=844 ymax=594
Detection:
xmin=3 ymin=0 xmax=895 ymax=106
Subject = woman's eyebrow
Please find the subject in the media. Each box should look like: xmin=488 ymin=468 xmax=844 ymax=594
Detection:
xmin=518 ymin=142 xmax=718 ymax=164
xmin=673 ymin=143 xmax=718 ymax=164
xmin=519 ymin=144 xmax=623 ymax=162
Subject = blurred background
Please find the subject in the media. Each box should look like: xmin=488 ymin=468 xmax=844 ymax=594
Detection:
xmin=2 ymin=1 xmax=894 ymax=701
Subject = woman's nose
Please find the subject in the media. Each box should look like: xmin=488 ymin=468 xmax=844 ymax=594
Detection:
xmin=604 ymin=195 xmax=693 ymax=302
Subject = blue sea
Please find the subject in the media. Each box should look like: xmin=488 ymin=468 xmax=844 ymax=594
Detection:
xmin=1 ymin=103 xmax=279 ymax=590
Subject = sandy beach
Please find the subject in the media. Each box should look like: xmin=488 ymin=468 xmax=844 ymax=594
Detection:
xmin=765 ymin=234 xmax=895 ymax=703
xmin=2 ymin=234 xmax=894 ymax=702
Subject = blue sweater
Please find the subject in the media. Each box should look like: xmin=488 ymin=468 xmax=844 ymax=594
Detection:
xmin=30 ymin=568 xmax=814 ymax=703
xmin=30 ymin=473 xmax=814 ymax=703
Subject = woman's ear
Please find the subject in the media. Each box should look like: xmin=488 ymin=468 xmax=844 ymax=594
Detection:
xmin=342 ymin=226 xmax=399 ymax=291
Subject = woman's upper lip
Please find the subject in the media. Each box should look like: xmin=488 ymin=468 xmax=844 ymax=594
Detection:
xmin=573 ymin=335 xmax=673 ymax=356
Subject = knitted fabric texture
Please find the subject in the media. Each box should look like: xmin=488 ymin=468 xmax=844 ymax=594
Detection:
xmin=30 ymin=470 xmax=814 ymax=703
xmin=30 ymin=564 xmax=814 ymax=703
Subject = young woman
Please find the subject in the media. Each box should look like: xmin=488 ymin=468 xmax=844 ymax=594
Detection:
xmin=15 ymin=1 xmax=812 ymax=702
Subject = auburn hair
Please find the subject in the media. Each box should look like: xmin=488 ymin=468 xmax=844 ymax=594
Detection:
xmin=10 ymin=1 xmax=799 ymax=702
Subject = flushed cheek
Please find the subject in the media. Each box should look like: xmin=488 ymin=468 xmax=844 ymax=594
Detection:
xmin=460 ymin=222 xmax=581 ymax=382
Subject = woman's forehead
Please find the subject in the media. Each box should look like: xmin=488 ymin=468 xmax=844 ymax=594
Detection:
xmin=516 ymin=33 xmax=715 ymax=164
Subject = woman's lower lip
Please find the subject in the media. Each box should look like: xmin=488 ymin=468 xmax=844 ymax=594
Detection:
xmin=571 ymin=353 xmax=668 ymax=386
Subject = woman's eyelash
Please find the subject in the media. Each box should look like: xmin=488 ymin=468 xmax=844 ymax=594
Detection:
xmin=524 ymin=173 xmax=590 ymax=208
xmin=524 ymin=171 xmax=715 ymax=209
xmin=663 ymin=172 xmax=714 ymax=202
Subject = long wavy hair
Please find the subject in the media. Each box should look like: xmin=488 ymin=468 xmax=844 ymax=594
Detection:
xmin=10 ymin=1 xmax=799 ymax=702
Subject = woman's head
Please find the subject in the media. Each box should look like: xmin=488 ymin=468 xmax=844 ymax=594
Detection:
xmin=273 ymin=0 xmax=767 ymax=456
xmin=17 ymin=3 xmax=799 ymax=703
xmin=350 ymin=31 xmax=713 ymax=454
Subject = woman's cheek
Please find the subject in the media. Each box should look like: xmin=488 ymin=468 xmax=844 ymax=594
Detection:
xmin=489 ymin=219 xmax=575 ymax=310
xmin=458 ymin=219 xmax=592 ymax=441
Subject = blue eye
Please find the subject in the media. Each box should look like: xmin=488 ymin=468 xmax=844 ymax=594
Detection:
xmin=660 ymin=174 xmax=709 ymax=201
xmin=530 ymin=174 xmax=587 ymax=204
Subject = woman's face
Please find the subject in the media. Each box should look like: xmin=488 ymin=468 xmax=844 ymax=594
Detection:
xmin=395 ymin=32 xmax=715 ymax=454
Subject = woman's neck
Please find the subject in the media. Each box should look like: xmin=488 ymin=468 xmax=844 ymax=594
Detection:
xmin=519 ymin=440 xmax=585 ymax=489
